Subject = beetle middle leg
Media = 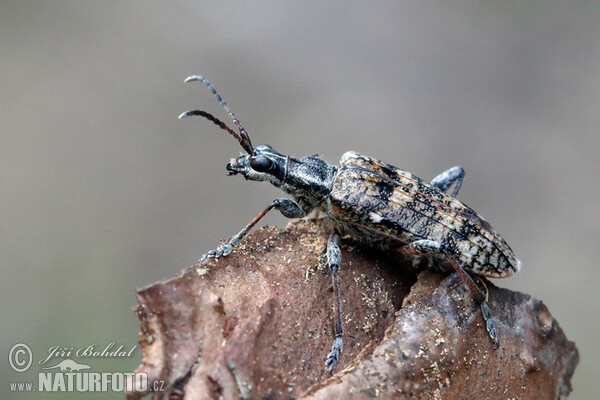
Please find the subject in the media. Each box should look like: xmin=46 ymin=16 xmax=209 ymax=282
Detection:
xmin=408 ymin=239 xmax=499 ymax=349
xmin=324 ymin=233 xmax=344 ymax=373
xmin=198 ymin=198 xmax=306 ymax=263
xmin=430 ymin=166 xmax=464 ymax=197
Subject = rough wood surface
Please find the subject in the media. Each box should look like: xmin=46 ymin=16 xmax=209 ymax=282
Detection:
xmin=127 ymin=219 xmax=578 ymax=399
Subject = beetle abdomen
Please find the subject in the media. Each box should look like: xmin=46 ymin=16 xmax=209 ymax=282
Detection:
xmin=325 ymin=152 xmax=520 ymax=278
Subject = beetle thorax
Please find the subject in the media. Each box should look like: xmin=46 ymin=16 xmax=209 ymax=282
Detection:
xmin=281 ymin=155 xmax=337 ymax=212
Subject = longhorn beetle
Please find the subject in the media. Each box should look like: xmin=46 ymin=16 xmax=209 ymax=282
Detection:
xmin=179 ymin=75 xmax=521 ymax=373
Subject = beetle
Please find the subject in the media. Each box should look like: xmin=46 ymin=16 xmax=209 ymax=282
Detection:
xmin=179 ymin=75 xmax=521 ymax=373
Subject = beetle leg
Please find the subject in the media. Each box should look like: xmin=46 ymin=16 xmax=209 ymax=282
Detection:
xmin=198 ymin=198 xmax=306 ymax=263
xmin=325 ymin=233 xmax=344 ymax=373
xmin=408 ymin=239 xmax=443 ymax=253
xmin=446 ymin=257 xmax=499 ymax=349
xmin=407 ymin=239 xmax=499 ymax=349
xmin=430 ymin=166 xmax=464 ymax=197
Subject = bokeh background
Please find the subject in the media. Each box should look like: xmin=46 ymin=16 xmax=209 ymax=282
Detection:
xmin=2 ymin=2 xmax=598 ymax=399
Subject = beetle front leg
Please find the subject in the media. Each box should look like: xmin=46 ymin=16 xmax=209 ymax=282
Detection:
xmin=408 ymin=239 xmax=499 ymax=349
xmin=430 ymin=166 xmax=464 ymax=197
xmin=324 ymin=233 xmax=344 ymax=373
xmin=198 ymin=198 xmax=306 ymax=263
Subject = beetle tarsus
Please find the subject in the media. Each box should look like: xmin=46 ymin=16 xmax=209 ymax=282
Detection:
xmin=480 ymin=298 xmax=500 ymax=348
xmin=325 ymin=336 xmax=343 ymax=373
xmin=198 ymin=244 xmax=232 ymax=263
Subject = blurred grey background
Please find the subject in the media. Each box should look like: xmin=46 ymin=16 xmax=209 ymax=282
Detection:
xmin=1 ymin=2 xmax=598 ymax=399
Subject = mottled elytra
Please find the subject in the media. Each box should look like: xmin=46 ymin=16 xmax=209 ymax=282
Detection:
xmin=179 ymin=75 xmax=521 ymax=373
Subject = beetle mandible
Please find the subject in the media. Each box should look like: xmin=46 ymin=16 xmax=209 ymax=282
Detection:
xmin=179 ymin=75 xmax=521 ymax=373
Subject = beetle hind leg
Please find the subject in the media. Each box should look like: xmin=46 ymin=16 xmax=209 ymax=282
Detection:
xmin=407 ymin=239 xmax=499 ymax=349
xmin=446 ymin=257 xmax=499 ymax=349
xmin=324 ymin=234 xmax=344 ymax=373
xmin=430 ymin=166 xmax=464 ymax=197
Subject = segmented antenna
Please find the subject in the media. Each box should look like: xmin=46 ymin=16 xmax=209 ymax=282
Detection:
xmin=178 ymin=110 xmax=248 ymax=148
xmin=180 ymin=75 xmax=254 ymax=154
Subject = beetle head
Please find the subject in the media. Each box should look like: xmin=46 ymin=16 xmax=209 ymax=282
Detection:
xmin=226 ymin=144 xmax=287 ymax=187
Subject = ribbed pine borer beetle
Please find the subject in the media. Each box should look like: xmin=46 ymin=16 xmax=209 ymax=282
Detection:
xmin=179 ymin=75 xmax=521 ymax=373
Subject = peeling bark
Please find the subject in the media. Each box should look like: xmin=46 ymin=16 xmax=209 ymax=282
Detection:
xmin=127 ymin=219 xmax=578 ymax=400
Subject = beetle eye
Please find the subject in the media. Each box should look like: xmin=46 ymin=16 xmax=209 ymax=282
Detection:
xmin=250 ymin=156 xmax=273 ymax=172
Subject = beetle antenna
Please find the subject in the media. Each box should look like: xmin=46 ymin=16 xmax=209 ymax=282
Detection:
xmin=183 ymin=75 xmax=254 ymax=154
xmin=179 ymin=110 xmax=250 ymax=148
